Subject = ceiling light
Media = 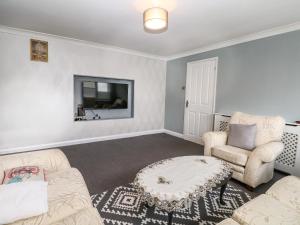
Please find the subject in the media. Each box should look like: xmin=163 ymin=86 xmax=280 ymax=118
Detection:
xmin=143 ymin=7 xmax=168 ymax=32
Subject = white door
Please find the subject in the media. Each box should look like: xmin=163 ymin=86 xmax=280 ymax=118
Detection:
xmin=184 ymin=58 xmax=218 ymax=144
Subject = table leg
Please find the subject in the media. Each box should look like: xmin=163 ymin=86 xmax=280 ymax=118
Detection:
xmin=144 ymin=202 xmax=149 ymax=208
xmin=168 ymin=211 xmax=173 ymax=225
xmin=220 ymin=183 xmax=227 ymax=205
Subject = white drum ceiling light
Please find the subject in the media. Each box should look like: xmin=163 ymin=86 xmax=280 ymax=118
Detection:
xmin=143 ymin=7 xmax=168 ymax=32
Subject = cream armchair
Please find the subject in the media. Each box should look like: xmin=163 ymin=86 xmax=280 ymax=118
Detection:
xmin=203 ymin=112 xmax=285 ymax=188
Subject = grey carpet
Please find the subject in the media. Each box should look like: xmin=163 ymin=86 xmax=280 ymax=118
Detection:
xmin=61 ymin=133 xmax=287 ymax=195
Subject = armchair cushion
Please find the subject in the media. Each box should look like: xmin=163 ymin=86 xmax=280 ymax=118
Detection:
xmin=212 ymin=145 xmax=251 ymax=166
xmin=226 ymin=161 xmax=245 ymax=174
xmin=227 ymin=124 xmax=257 ymax=150
xmin=230 ymin=112 xmax=285 ymax=146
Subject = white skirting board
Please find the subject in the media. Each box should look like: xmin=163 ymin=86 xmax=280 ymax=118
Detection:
xmin=214 ymin=113 xmax=300 ymax=176
xmin=164 ymin=129 xmax=204 ymax=145
xmin=163 ymin=129 xmax=184 ymax=139
xmin=0 ymin=129 xmax=165 ymax=155
xmin=0 ymin=129 xmax=187 ymax=155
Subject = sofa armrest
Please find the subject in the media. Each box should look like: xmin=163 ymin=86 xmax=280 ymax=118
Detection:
xmin=252 ymin=142 xmax=284 ymax=163
xmin=202 ymin=131 xmax=228 ymax=156
xmin=0 ymin=149 xmax=71 ymax=174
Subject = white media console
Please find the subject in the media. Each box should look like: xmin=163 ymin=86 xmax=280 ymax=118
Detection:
xmin=213 ymin=113 xmax=300 ymax=176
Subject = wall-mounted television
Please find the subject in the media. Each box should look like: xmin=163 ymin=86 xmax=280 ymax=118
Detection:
xmin=74 ymin=75 xmax=134 ymax=121
xmin=82 ymin=81 xmax=128 ymax=109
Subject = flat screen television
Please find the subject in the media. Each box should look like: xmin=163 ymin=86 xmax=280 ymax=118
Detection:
xmin=82 ymin=81 xmax=128 ymax=109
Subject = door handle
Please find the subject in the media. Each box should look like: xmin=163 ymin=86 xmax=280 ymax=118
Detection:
xmin=186 ymin=100 xmax=189 ymax=108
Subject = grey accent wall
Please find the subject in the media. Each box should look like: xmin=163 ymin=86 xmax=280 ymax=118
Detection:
xmin=165 ymin=30 xmax=300 ymax=133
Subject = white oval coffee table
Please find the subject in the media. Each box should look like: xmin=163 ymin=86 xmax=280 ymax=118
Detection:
xmin=133 ymin=156 xmax=232 ymax=225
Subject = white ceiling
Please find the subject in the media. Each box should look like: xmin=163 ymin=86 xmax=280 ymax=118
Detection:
xmin=1 ymin=0 xmax=300 ymax=57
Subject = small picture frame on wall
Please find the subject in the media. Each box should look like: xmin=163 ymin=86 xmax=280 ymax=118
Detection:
xmin=30 ymin=39 xmax=48 ymax=62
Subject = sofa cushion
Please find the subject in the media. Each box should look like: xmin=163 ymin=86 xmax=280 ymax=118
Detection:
xmin=266 ymin=176 xmax=300 ymax=213
xmin=0 ymin=149 xmax=71 ymax=174
xmin=0 ymin=181 xmax=48 ymax=224
xmin=11 ymin=168 xmax=92 ymax=225
xmin=233 ymin=194 xmax=300 ymax=225
xmin=212 ymin=145 xmax=251 ymax=166
xmin=217 ymin=218 xmax=240 ymax=225
xmin=2 ymin=166 xmax=46 ymax=184
xmin=49 ymin=208 xmax=104 ymax=225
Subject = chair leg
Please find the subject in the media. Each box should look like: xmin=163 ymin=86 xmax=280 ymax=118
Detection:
xmin=246 ymin=185 xmax=254 ymax=192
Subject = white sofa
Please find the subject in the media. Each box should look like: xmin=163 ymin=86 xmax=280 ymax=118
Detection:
xmin=218 ymin=176 xmax=300 ymax=225
xmin=203 ymin=112 xmax=285 ymax=188
xmin=0 ymin=149 xmax=104 ymax=225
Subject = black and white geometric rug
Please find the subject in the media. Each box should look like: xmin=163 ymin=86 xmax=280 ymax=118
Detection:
xmin=91 ymin=183 xmax=253 ymax=225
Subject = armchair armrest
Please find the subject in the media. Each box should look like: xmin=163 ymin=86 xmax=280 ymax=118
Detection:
xmin=252 ymin=142 xmax=284 ymax=163
xmin=244 ymin=141 xmax=284 ymax=188
xmin=0 ymin=149 xmax=71 ymax=173
xmin=202 ymin=131 xmax=228 ymax=156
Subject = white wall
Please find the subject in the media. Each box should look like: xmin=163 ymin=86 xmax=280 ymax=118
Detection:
xmin=0 ymin=29 xmax=166 ymax=153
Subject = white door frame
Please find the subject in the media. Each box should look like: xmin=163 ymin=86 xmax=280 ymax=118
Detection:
xmin=183 ymin=57 xmax=218 ymax=144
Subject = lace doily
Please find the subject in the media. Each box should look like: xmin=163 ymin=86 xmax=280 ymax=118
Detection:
xmin=133 ymin=156 xmax=232 ymax=212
